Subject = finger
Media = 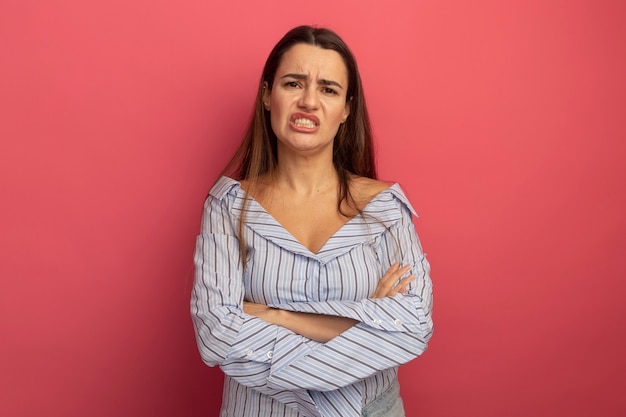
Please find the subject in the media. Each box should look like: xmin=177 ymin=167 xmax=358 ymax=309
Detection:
xmin=374 ymin=265 xmax=400 ymax=298
xmin=374 ymin=264 xmax=407 ymax=296
xmin=373 ymin=264 xmax=411 ymax=298
xmin=372 ymin=264 xmax=398 ymax=298
xmin=391 ymin=275 xmax=415 ymax=296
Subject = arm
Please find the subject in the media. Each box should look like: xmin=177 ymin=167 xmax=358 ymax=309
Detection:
xmin=190 ymin=189 xmax=322 ymax=415
xmin=244 ymin=263 xmax=415 ymax=342
xmin=243 ymin=303 xmax=358 ymax=343
xmin=265 ymin=208 xmax=433 ymax=392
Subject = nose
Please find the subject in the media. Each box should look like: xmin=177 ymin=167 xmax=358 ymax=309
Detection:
xmin=298 ymin=86 xmax=320 ymax=110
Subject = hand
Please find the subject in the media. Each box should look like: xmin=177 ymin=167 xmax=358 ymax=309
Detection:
xmin=371 ymin=263 xmax=414 ymax=298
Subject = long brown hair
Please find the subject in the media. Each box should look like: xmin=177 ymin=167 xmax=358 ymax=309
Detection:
xmin=221 ymin=26 xmax=378 ymax=261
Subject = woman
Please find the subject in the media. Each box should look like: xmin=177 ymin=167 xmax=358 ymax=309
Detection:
xmin=191 ymin=25 xmax=433 ymax=417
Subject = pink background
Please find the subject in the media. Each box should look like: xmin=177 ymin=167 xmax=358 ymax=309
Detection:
xmin=1 ymin=0 xmax=625 ymax=416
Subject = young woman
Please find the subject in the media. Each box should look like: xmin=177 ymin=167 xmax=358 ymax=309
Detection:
xmin=191 ymin=25 xmax=433 ymax=417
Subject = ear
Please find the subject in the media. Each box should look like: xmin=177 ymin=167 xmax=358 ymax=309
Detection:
xmin=342 ymin=97 xmax=352 ymax=122
xmin=262 ymin=81 xmax=270 ymax=111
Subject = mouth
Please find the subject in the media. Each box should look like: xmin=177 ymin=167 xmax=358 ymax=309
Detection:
xmin=293 ymin=118 xmax=317 ymax=128
xmin=290 ymin=113 xmax=320 ymax=130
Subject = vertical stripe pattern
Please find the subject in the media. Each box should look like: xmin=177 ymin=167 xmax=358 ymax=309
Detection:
xmin=191 ymin=176 xmax=433 ymax=417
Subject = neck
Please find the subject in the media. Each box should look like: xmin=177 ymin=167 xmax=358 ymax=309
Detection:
xmin=273 ymin=156 xmax=339 ymax=196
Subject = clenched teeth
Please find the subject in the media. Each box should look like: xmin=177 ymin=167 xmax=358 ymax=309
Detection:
xmin=293 ymin=118 xmax=317 ymax=128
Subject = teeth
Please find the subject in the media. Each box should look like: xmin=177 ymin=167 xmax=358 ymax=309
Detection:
xmin=293 ymin=118 xmax=317 ymax=128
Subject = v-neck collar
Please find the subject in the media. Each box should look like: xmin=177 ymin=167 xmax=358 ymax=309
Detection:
xmin=211 ymin=176 xmax=417 ymax=264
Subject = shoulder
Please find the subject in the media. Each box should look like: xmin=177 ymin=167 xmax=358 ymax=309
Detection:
xmin=351 ymin=176 xmax=418 ymax=218
xmin=350 ymin=176 xmax=392 ymax=209
xmin=201 ymin=177 xmax=244 ymax=232
xmin=351 ymin=176 xmax=391 ymax=194
xmin=208 ymin=176 xmax=242 ymax=201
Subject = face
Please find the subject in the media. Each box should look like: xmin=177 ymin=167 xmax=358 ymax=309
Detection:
xmin=263 ymin=43 xmax=350 ymax=158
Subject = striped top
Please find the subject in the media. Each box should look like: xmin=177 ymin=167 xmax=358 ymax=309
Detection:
xmin=191 ymin=176 xmax=433 ymax=417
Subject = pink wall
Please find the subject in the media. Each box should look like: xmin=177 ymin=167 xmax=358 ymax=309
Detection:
xmin=1 ymin=1 xmax=625 ymax=416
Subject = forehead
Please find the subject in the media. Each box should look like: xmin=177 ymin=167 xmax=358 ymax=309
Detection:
xmin=276 ymin=43 xmax=348 ymax=83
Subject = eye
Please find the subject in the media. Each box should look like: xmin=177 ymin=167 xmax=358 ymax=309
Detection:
xmin=322 ymin=87 xmax=338 ymax=95
xmin=284 ymin=81 xmax=301 ymax=88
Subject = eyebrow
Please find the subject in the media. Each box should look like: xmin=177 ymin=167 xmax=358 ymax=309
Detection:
xmin=280 ymin=73 xmax=344 ymax=90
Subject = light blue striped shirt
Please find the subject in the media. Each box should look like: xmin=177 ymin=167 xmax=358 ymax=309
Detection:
xmin=191 ymin=176 xmax=433 ymax=417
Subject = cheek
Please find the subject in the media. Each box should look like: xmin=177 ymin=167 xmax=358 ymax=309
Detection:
xmin=329 ymin=104 xmax=348 ymax=123
xmin=270 ymin=94 xmax=291 ymax=117
xmin=269 ymin=101 xmax=290 ymax=140
xmin=269 ymin=111 xmax=281 ymax=136
xmin=268 ymin=97 xmax=284 ymax=124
